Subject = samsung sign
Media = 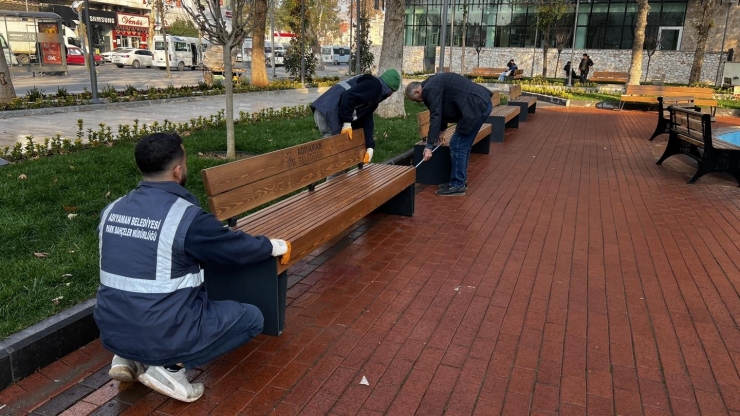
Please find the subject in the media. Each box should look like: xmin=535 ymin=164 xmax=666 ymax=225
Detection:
xmin=84 ymin=10 xmax=117 ymax=25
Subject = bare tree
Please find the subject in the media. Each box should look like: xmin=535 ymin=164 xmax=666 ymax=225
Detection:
xmin=643 ymin=27 xmax=660 ymax=82
xmin=184 ymin=0 xmax=254 ymax=159
xmin=688 ymin=0 xmax=720 ymax=84
xmin=148 ymin=0 xmax=173 ymax=77
xmin=0 ymin=44 xmax=16 ymax=104
xmin=627 ymin=0 xmax=649 ymax=85
xmin=460 ymin=1 xmax=468 ymax=74
xmin=531 ymin=0 xmax=570 ymax=77
xmin=553 ymin=22 xmax=572 ymax=78
xmin=376 ymin=0 xmax=405 ymax=118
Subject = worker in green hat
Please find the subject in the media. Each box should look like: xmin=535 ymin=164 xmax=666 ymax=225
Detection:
xmin=310 ymin=68 xmax=401 ymax=164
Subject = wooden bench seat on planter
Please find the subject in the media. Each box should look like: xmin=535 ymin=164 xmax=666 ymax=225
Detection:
xmin=413 ymin=110 xmax=492 ymax=185
xmin=590 ymin=71 xmax=629 ymax=84
xmin=487 ymin=91 xmax=520 ymax=143
xmin=466 ymin=67 xmax=506 ymax=79
xmin=200 ymin=130 xmax=416 ymax=336
xmin=656 ymin=106 xmax=740 ymax=185
xmin=507 ymin=84 xmax=537 ymax=121
xmin=619 ymin=85 xmax=718 ymax=116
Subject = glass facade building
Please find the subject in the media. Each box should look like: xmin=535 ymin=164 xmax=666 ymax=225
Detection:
xmin=404 ymin=0 xmax=688 ymax=50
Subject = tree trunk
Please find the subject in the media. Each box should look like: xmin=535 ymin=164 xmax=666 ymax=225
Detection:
xmin=689 ymin=0 xmax=717 ymax=85
xmin=0 ymin=43 xmax=16 ymax=103
xmin=148 ymin=10 xmax=155 ymax=52
xmin=224 ymin=38 xmax=236 ymax=159
xmin=644 ymin=55 xmax=652 ymax=82
xmin=541 ymin=26 xmax=550 ymax=77
xmin=159 ymin=2 xmax=171 ymax=78
xmin=555 ymin=50 xmax=562 ymax=79
xmin=376 ymin=0 xmax=405 ymax=119
xmin=251 ymin=0 xmax=269 ymax=87
xmin=628 ymin=0 xmax=649 ymax=85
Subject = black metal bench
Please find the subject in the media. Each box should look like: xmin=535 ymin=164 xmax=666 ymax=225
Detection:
xmin=657 ymin=106 xmax=740 ymax=185
xmin=648 ymin=96 xmax=698 ymax=141
xmin=200 ymin=130 xmax=416 ymax=336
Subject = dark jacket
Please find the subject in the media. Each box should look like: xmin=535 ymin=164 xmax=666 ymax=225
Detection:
xmin=578 ymin=57 xmax=593 ymax=73
xmin=94 ymin=181 xmax=273 ymax=365
xmin=421 ymin=72 xmax=493 ymax=148
xmin=310 ymin=74 xmax=394 ymax=149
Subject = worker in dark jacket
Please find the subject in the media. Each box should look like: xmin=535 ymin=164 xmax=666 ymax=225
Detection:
xmin=310 ymin=68 xmax=401 ymax=164
xmin=405 ymin=73 xmax=493 ymax=196
xmin=94 ymin=133 xmax=290 ymax=403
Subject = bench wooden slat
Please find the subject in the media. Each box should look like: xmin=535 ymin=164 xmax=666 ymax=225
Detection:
xmin=233 ymin=165 xmax=416 ymax=273
xmin=591 ymin=71 xmax=629 ymax=84
xmin=416 ymin=110 xmax=492 ymax=146
xmin=625 ymin=85 xmax=715 ymax=99
xmin=207 ymin=144 xmax=366 ymax=221
xmin=490 ymin=105 xmax=519 ymax=123
xmin=202 ymin=131 xmax=365 ymax=197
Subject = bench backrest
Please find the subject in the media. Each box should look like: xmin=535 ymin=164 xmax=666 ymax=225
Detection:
xmin=512 ymin=69 xmax=524 ymax=77
xmin=625 ymin=85 xmax=714 ymax=99
xmin=659 ymin=96 xmax=695 ymax=110
xmin=669 ymin=106 xmax=712 ymax=148
xmin=592 ymin=71 xmax=628 ymax=78
xmin=437 ymin=66 xmax=451 ymax=73
xmin=491 ymin=90 xmax=501 ymax=106
xmin=201 ymin=131 xmax=366 ymax=221
xmin=469 ymin=67 xmax=503 ymax=77
xmin=509 ymin=84 xmax=521 ymax=99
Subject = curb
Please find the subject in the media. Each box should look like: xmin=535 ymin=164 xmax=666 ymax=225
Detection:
xmin=0 ymin=299 xmax=98 ymax=391
xmin=0 ymin=152 xmax=411 ymax=392
xmin=0 ymin=87 xmax=333 ymax=120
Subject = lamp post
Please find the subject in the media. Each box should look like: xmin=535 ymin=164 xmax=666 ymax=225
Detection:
xmin=71 ymin=0 xmax=100 ymax=103
xmin=438 ymin=0 xmax=449 ymax=73
xmin=566 ymin=0 xmax=580 ymax=87
xmin=300 ymin=0 xmax=305 ymax=85
xmin=355 ymin=0 xmax=361 ymax=75
xmin=715 ymin=0 xmax=735 ymax=87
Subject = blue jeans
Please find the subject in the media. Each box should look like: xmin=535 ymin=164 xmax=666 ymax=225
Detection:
xmin=169 ymin=303 xmax=264 ymax=369
xmin=448 ymin=100 xmax=493 ymax=188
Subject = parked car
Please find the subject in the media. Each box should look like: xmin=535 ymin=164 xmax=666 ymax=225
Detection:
xmin=112 ymin=48 xmax=153 ymax=69
xmin=101 ymin=47 xmax=126 ymax=63
xmin=66 ymin=46 xmax=102 ymax=65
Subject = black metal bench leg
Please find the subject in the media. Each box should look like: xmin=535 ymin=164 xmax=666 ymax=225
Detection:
xmin=205 ymin=257 xmax=287 ymax=336
xmin=528 ymin=102 xmax=536 ymax=114
xmin=649 ymin=117 xmax=667 ymax=141
xmin=507 ymin=115 xmax=520 ymax=129
xmin=508 ymin=102 xmax=529 ymax=122
xmin=376 ymin=184 xmax=415 ymax=217
xmin=688 ymin=161 xmax=714 ymax=184
xmin=471 ymin=133 xmax=491 ymax=154
xmin=414 ymin=143 xmax=452 ymax=185
xmin=656 ymin=133 xmax=685 ymax=165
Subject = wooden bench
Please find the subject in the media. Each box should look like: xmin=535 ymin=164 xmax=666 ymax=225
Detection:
xmin=507 ymin=84 xmax=537 ymax=121
xmin=507 ymin=69 xmax=524 ymax=80
xmin=590 ymin=71 xmax=629 ymax=84
xmin=201 ymin=130 xmax=416 ymax=336
xmin=648 ymin=96 xmax=698 ymax=141
xmin=619 ymin=85 xmax=718 ymax=116
xmin=650 ymin=74 xmax=666 ymax=86
xmin=436 ymin=66 xmax=451 ymax=73
xmin=656 ymin=106 xmax=740 ymax=185
xmin=412 ymin=110 xmax=492 ymax=185
xmin=487 ymin=91 xmax=520 ymax=143
xmin=466 ymin=67 xmax=505 ymax=79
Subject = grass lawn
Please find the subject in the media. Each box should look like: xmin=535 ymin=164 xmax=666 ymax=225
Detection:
xmin=0 ymin=100 xmax=427 ymax=339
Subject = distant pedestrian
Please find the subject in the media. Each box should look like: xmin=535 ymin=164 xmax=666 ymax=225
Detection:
xmin=578 ymin=53 xmax=593 ymax=83
xmin=498 ymin=59 xmax=518 ymax=82
xmin=564 ymin=61 xmax=577 ymax=81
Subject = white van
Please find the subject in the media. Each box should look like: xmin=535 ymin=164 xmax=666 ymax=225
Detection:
xmin=153 ymin=35 xmax=208 ymax=71
xmin=321 ymin=45 xmax=350 ymax=65
xmin=264 ymin=41 xmax=286 ymax=67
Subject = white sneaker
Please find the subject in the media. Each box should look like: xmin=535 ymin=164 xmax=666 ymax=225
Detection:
xmin=137 ymin=365 xmax=204 ymax=402
xmin=108 ymin=355 xmax=145 ymax=383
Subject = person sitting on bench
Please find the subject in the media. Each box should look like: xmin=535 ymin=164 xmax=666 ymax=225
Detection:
xmin=94 ymin=133 xmax=289 ymax=403
xmin=564 ymin=61 xmax=578 ymax=81
xmin=498 ymin=59 xmax=517 ymax=82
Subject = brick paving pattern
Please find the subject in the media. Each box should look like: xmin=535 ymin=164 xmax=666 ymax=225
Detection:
xmin=2 ymin=107 xmax=740 ymax=415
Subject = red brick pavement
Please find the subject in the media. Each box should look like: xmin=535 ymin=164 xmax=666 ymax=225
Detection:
xmin=3 ymin=107 xmax=740 ymax=415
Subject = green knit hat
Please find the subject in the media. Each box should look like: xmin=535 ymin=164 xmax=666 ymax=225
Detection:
xmin=379 ymin=69 xmax=401 ymax=91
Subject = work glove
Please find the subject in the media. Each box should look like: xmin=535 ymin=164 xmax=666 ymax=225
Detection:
xmin=341 ymin=122 xmax=353 ymax=139
xmin=270 ymin=239 xmax=292 ymax=265
xmin=363 ymin=148 xmax=374 ymax=164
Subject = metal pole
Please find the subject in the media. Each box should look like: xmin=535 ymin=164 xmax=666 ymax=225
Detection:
xmin=355 ymin=0 xmax=361 ymax=74
xmin=439 ymin=0 xmax=449 ymax=73
xmin=84 ymin=0 xmax=100 ymax=103
xmin=567 ymin=0 xmax=580 ymax=87
xmin=530 ymin=16 xmax=539 ymax=77
xmin=449 ymin=0 xmax=455 ymax=69
xmin=349 ymin=0 xmax=353 ymax=65
xmin=715 ymin=0 xmax=734 ymax=87
xmin=300 ymin=0 xmax=305 ymax=84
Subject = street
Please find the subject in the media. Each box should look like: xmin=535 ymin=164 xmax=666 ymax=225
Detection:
xmin=9 ymin=62 xmax=350 ymax=96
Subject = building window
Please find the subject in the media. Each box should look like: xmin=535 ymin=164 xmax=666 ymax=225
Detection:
xmin=403 ymin=0 xmax=688 ymax=50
